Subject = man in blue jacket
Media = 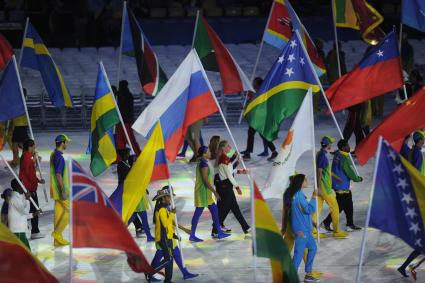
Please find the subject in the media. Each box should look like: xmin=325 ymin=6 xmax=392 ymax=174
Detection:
xmin=323 ymin=139 xmax=363 ymax=232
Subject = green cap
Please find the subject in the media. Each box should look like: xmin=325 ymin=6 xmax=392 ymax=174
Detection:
xmin=55 ymin=134 xmax=71 ymax=143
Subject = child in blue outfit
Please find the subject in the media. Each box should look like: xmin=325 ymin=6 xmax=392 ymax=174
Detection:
xmin=286 ymin=174 xmax=319 ymax=283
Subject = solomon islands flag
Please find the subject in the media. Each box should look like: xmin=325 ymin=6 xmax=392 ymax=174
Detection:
xmin=244 ymin=32 xmax=319 ymax=141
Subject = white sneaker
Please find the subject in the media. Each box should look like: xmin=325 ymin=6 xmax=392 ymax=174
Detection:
xmin=30 ymin=232 xmax=45 ymax=240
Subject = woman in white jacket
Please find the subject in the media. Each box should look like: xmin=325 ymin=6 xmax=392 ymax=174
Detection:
xmin=8 ymin=179 xmax=39 ymax=250
xmin=212 ymin=140 xmax=250 ymax=236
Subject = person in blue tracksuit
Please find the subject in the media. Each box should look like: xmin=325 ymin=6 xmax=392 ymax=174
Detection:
xmin=287 ymin=174 xmax=319 ymax=283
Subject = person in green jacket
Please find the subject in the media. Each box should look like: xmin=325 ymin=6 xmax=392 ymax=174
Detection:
xmin=323 ymin=139 xmax=363 ymax=232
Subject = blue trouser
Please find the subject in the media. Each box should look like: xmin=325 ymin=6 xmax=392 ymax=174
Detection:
xmin=151 ymin=247 xmax=192 ymax=276
xmin=190 ymin=203 xmax=223 ymax=236
xmin=293 ymin=231 xmax=317 ymax=273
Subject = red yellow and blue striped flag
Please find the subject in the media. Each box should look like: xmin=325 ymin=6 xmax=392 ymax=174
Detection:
xmin=0 ymin=222 xmax=58 ymax=282
xmin=264 ymin=0 xmax=326 ymax=75
xmin=20 ymin=21 xmax=73 ymax=108
xmin=254 ymin=182 xmax=299 ymax=283
xmin=369 ymin=139 xmax=425 ymax=253
xmin=110 ymin=121 xmax=169 ymax=224
xmin=88 ymin=62 xmax=121 ymax=177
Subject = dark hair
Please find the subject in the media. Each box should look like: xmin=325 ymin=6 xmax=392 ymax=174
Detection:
xmin=10 ymin=179 xmax=20 ymax=191
xmin=253 ymin=77 xmax=263 ymax=90
xmin=23 ymin=139 xmax=35 ymax=151
xmin=119 ymin=80 xmax=129 ymax=90
xmin=197 ymin=145 xmax=208 ymax=158
xmin=283 ymin=174 xmax=305 ymax=208
xmin=209 ymin=135 xmax=220 ymax=160
xmin=337 ymin=139 xmax=348 ymax=150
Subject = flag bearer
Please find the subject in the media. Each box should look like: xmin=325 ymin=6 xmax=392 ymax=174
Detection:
xmin=313 ymin=136 xmax=347 ymax=238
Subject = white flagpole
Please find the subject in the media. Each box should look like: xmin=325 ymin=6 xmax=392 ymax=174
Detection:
xmin=238 ymin=0 xmax=275 ymax=124
xmin=100 ymin=61 xmax=136 ymax=155
xmin=13 ymin=55 xmax=49 ymax=203
xmin=331 ymin=0 xmax=342 ymax=78
xmin=18 ymin=17 xmax=29 ymax=68
xmin=116 ymin=1 xmax=126 ymax=85
xmin=194 ymin=48 xmax=257 ymax=280
xmin=68 ymin=157 xmax=73 ymax=283
xmin=191 ymin=10 xmax=200 ymax=48
xmin=307 ymin=88 xmax=320 ymax=245
xmin=355 ymin=136 xmax=383 ymax=283
xmin=0 ymin=153 xmax=40 ymax=210
xmin=294 ymin=30 xmax=360 ymax=176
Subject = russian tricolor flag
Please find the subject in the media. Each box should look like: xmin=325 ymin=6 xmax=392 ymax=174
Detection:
xmin=132 ymin=49 xmax=219 ymax=162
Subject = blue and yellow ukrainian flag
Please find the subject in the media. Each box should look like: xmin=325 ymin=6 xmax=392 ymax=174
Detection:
xmin=369 ymin=139 xmax=425 ymax=253
xmin=20 ymin=21 xmax=73 ymax=108
xmin=88 ymin=62 xmax=120 ymax=177
xmin=109 ymin=121 xmax=167 ymax=224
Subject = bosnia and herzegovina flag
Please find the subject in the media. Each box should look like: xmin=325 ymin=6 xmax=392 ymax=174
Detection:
xmin=20 ymin=21 xmax=73 ymax=108
xmin=110 ymin=121 xmax=169 ymax=224
xmin=0 ymin=222 xmax=58 ymax=282
xmin=193 ymin=14 xmax=253 ymax=94
xmin=326 ymin=31 xmax=403 ymax=113
xmin=369 ymin=139 xmax=425 ymax=253
xmin=244 ymin=32 xmax=319 ymax=141
xmin=121 ymin=2 xmax=167 ymax=96
xmin=264 ymin=0 xmax=326 ymax=76
xmin=254 ymin=182 xmax=299 ymax=283
xmin=333 ymin=0 xmax=385 ymax=44
xmin=89 ymin=62 xmax=120 ymax=177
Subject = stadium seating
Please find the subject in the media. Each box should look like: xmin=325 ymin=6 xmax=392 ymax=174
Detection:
xmin=18 ymin=39 xmax=425 ymax=130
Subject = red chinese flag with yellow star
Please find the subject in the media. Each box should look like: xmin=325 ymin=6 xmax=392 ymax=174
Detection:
xmin=356 ymin=87 xmax=425 ymax=165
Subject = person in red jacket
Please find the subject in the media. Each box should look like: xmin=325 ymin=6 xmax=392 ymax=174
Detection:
xmin=19 ymin=139 xmax=45 ymax=239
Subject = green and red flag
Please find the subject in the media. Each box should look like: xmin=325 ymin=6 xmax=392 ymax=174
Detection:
xmin=121 ymin=3 xmax=167 ymax=96
xmin=254 ymin=181 xmax=300 ymax=283
xmin=333 ymin=0 xmax=385 ymax=44
xmin=193 ymin=15 xmax=253 ymax=94
xmin=244 ymin=33 xmax=319 ymax=141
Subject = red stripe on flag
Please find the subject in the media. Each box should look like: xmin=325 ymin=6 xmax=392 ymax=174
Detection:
xmin=151 ymin=163 xmax=170 ymax=182
xmin=201 ymin=17 xmax=244 ymax=94
xmin=73 ymin=201 xmax=153 ymax=273
xmin=326 ymin=58 xmax=403 ymax=112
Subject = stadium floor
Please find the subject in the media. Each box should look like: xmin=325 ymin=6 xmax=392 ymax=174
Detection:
xmin=0 ymin=118 xmax=422 ymax=283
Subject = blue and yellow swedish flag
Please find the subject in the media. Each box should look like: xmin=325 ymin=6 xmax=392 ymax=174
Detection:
xmin=88 ymin=62 xmax=120 ymax=177
xmin=20 ymin=21 xmax=73 ymax=108
xmin=370 ymin=139 xmax=425 ymax=253
xmin=109 ymin=121 xmax=166 ymax=224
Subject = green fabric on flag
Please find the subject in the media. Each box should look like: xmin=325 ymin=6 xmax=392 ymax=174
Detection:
xmin=244 ymin=32 xmax=319 ymax=141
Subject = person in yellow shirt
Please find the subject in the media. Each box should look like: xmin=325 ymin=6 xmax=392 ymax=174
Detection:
xmin=148 ymin=187 xmax=175 ymax=283
xmin=50 ymin=134 xmax=71 ymax=247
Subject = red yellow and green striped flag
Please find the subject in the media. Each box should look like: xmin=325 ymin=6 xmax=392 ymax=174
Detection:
xmin=0 ymin=222 xmax=58 ymax=282
xmin=254 ymin=182 xmax=300 ymax=283
xmin=333 ymin=0 xmax=385 ymax=44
